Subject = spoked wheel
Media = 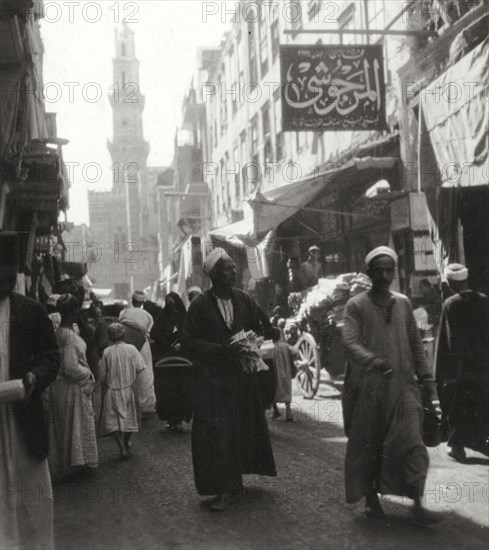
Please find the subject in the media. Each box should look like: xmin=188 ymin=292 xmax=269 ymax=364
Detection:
xmin=295 ymin=332 xmax=321 ymax=399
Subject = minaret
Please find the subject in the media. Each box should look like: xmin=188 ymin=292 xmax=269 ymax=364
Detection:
xmin=108 ymin=24 xmax=149 ymax=242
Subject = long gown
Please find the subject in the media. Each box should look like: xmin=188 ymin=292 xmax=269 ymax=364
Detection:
xmin=0 ymin=297 xmax=54 ymax=550
xmin=48 ymin=326 xmax=98 ymax=481
xmin=182 ymin=289 xmax=277 ymax=496
xmin=435 ymin=290 xmax=489 ymax=455
xmin=119 ymin=307 xmax=156 ymax=413
xmin=341 ymin=291 xmax=432 ymax=503
xmin=99 ymin=341 xmax=146 ymax=435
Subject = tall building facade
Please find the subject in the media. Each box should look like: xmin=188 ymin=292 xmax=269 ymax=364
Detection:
xmin=88 ymin=25 xmax=162 ymax=299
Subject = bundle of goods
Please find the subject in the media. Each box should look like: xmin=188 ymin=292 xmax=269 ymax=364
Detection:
xmin=296 ymin=273 xmax=372 ymax=326
xmin=230 ymin=330 xmax=269 ymax=374
xmin=287 ymin=292 xmax=303 ymax=316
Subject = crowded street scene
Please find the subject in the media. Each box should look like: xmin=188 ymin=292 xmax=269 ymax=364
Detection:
xmin=0 ymin=1 xmax=488 ymax=549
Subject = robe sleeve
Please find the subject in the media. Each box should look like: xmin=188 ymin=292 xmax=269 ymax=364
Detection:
xmin=133 ymin=348 xmax=146 ymax=373
xmin=404 ymin=299 xmax=432 ymax=381
xmin=60 ymin=336 xmax=91 ymax=385
xmin=182 ymin=299 xmax=229 ymax=362
xmin=341 ymin=299 xmax=377 ymax=368
xmin=30 ymin=302 xmax=60 ymax=398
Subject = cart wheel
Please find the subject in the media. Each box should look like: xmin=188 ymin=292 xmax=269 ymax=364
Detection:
xmin=295 ymin=333 xmax=321 ymax=399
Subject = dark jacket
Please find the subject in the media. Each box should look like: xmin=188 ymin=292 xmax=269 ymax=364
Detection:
xmin=8 ymin=292 xmax=60 ymax=459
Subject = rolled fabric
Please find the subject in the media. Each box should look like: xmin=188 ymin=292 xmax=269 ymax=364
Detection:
xmin=0 ymin=379 xmax=25 ymax=403
xmin=364 ymin=246 xmax=398 ymax=268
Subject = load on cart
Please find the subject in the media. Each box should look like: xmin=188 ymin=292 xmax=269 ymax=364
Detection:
xmin=286 ymin=273 xmax=372 ymax=399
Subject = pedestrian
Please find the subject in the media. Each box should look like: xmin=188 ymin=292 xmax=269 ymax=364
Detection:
xmin=0 ymin=232 xmax=60 ymax=550
xmin=119 ymin=290 xmax=156 ymax=414
xmin=151 ymin=291 xmax=191 ymax=432
xmin=48 ymin=293 xmax=98 ymax=483
xmin=418 ymin=278 xmax=442 ymax=329
xmin=143 ymin=299 xmax=164 ymax=322
xmin=435 ymin=263 xmax=489 ymax=462
xmin=99 ymin=323 xmax=146 ymax=459
xmin=271 ymin=326 xmax=299 ymax=422
xmin=300 ymin=245 xmax=325 ymax=289
xmin=182 ymin=247 xmax=277 ymax=511
xmin=341 ymin=246 xmax=439 ymax=525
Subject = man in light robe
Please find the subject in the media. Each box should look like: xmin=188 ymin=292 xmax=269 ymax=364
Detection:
xmin=342 ymin=246 xmax=439 ymax=525
xmin=299 ymin=245 xmax=324 ymax=289
xmin=435 ymin=263 xmax=489 ymax=462
xmin=182 ymin=247 xmax=276 ymax=512
xmin=0 ymin=232 xmax=60 ymax=549
xmin=119 ymin=290 xmax=156 ymax=414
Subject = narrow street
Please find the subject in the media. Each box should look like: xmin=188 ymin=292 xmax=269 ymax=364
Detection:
xmin=54 ymin=384 xmax=489 ymax=550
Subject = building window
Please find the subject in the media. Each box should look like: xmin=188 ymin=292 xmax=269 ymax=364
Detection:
xmin=240 ymin=130 xmax=248 ymax=195
xmin=248 ymin=20 xmax=258 ymax=84
xmin=250 ymin=116 xmax=260 ymax=190
xmin=271 ymin=19 xmax=280 ymax=61
xmin=219 ymin=70 xmax=228 ymax=136
xmin=338 ymin=2 xmax=356 ymax=45
xmin=290 ymin=0 xmax=303 ymax=31
xmin=233 ymin=145 xmax=240 ymax=203
xmin=262 ymin=103 xmax=273 ymax=178
xmin=308 ymin=0 xmax=322 ymax=21
xmin=258 ymin=8 xmax=269 ymax=76
xmin=273 ymin=87 xmax=284 ymax=161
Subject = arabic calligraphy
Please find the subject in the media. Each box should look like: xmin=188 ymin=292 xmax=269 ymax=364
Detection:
xmin=280 ymin=45 xmax=386 ymax=132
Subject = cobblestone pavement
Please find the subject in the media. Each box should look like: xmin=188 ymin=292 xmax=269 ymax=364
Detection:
xmin=54 ymin=382 xmax=489 ymax=550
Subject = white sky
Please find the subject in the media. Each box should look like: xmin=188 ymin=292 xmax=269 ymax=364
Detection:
xmin=42 ymin=0 xmax=233 ymax=225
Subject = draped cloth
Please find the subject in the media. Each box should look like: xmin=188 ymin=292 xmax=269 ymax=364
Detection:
xmin=435 ymin=290 xmax=489 ymax=454
xmin=48 ymin=327 xmax=98 ymax=482
xmin=119 ymin=307 xmax=156 ymax=413
xmin=99 ymin=342 xmax=146 ymax=435
xmin=341 ymin=292 xmax=432 ymax=503
xmin=0 ymin=297 xmax=54 ymax=550
xmin=182 ymin=289 xmax=276 ymax=496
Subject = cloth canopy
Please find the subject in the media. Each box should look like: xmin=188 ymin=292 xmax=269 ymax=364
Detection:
xmin=420 ymin=36 xmax=489 ymax=188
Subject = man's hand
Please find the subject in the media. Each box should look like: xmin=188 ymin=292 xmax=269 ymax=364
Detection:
xmin=370 ymin=358 xmax=393 ymax=376
xmin=23 ymin=372 xmax=36 ymax=400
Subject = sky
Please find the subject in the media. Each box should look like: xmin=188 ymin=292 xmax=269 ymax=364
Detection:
xmin=42 ymin=0 xmax=233 ymax=225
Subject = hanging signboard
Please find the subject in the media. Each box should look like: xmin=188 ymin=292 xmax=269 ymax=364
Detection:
xmin=280 ymin=44 xmax=386 ymax=132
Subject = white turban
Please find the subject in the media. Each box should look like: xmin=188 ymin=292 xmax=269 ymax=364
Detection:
xmin=445 ymin=263 xmax=468 ymax=281
xmin=204 ymin=247 xmax=231 ymax=276
xmin=365 ymin=246 xmax=398 ymax=268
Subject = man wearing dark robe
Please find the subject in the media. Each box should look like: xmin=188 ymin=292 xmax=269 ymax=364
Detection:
xmin=182 ymin=247 xmax=276 ymax=512
xmin=435 ymin=263 xmax=489 ymax=462
xmin=0 ymin=232 xmax=60 ymax=548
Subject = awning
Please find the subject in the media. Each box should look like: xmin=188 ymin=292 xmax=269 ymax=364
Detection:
xmin=420 ymin=36 xmax=489 ymax=188
xmin=209 ymin=218 xmax=252 ymax=241
xmin=249 ymin=156 xmax=398 ymax=236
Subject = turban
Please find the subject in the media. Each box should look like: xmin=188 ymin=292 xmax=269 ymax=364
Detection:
xmin=187 ymin=286 xmax=202 ymax=296
xmin=308 ymin=245 xmax=320 ymax=253
xmin=47 ymin=294 xmax=61 ymax=307
xmin=107 ymin=322 xmax=125 ymax=342
xmin=445 ymin=263 xmax=468 ymax=281
xmin=365 ymin=246 xmax=398 ymax=268
xmin=203 ymin=247 xmax=231 ymax=276
xmin=132 ymin=290 xmax=146 ymax=303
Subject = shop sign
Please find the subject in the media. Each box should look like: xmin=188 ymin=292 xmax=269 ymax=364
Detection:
xmin=409 ymin=192 xmax=429 ymax=231
xmin=280 ymin=44 xmax=386 ymax=132
xmin=413 ymin=235 xmax=437 ymax=272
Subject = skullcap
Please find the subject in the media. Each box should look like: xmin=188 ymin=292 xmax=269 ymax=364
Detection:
xmin=203 ymin=247 xmax=232 ymax=276
xmin=445 ymin=263 xmax=468 ymax=281
xmin=107 ymin=322 xmax=125 ymax=342
xmin=132 ymin=290 xmax=146 ymax=303
xmin=365 ymin=246 xmax=398 ymax=268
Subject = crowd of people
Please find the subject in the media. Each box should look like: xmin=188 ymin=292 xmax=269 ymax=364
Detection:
xmin=1 ymin=231 xmax=488 ymax=547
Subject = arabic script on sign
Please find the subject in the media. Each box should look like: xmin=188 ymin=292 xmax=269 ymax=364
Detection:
xmin=280 ymin=45 xmax=386 ymax=132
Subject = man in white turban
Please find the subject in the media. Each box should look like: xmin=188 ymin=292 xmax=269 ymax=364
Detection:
xmin=341 ymin=245 xmax=439 ymax=525
xmin=436 ymin=263 xmax=489 ymax=462
xmin=182 ymin=246 xmax=276 ymax=512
